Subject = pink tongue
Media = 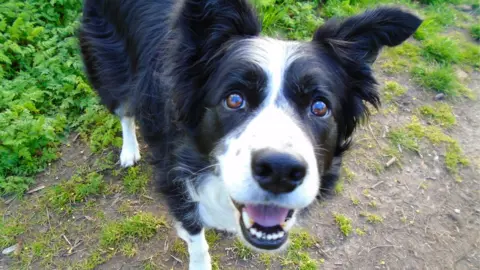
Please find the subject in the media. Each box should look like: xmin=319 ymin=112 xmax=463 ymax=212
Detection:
xmin=244 ymin=204 xmax=289 ymax=227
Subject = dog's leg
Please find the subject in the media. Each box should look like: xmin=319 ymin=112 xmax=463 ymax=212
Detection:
xmin=176 ymin=223 xmax=211 ymax=270
xmin=119 ymin=116 xmax=141 ymax=167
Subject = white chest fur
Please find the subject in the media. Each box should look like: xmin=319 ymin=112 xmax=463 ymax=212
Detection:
xmin=189 ymin=174 xmax=239 ymax=232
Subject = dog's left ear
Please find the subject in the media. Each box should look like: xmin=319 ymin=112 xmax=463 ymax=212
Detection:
xmin=313 ymin=7 xmax=422 ymax=65
xmin=313 ymin=8 xmax=421 ymax=142
xmin=171 ymin=0 xmax=261 ymax=130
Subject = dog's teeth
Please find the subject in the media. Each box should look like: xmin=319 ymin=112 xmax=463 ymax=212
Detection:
xmin=272 ymin=234 xmax=279 ymax=240
xmin=267 ymin=234 xmax=273 ymax=240
xmin=278 ymin=231 xmax=285 ymax=238
xmin=255 ymin=231 xmax=262 ymax=238
xmin=242 ymin=210 xmax=253 ymax=228
xmin=249 ymin=228 xmax=257 ymax=235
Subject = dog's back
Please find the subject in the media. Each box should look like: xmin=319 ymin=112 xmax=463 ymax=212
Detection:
xmin=79 ymin=0 xmax=175 ymax=114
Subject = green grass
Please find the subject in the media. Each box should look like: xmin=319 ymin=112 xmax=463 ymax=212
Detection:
xmin=419 ymin=103 xmax=456 ymax=127
xmin=421 ymin=36 xmax=460 ymax=64
xmin=233 ymin=239 xmax=253 ymax=260
xmin=333 ymin=213 xmax=353 ymax=236
xmin=412 ymin=64 xmax=459 ymax=95
xmin=100 ymin=212 xmax=167 ymax=248
xmin=171 ymin=239 xmax=188 ymax=258
xmin=0 ymin=218 xmax=25 ymax=249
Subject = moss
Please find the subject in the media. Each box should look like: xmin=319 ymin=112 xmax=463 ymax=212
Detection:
xmin=334 ymin=179 xmax=344 ymax=194
xmin=351 ymin=196 xmax=360 ymax=206
xmin=360 ymin=212 xmax=384 ymax=224
xmin=445 ymin=142 xmax=469 ymax=173
xmin=380 ymin=42 xmax=421 ymax=74
xmin=369 ymin=200 xmax=378 ymax=208
xmin=389 ymin=116 xmax=469 ymax=173
xmin=333 ymin=213 xmax=353 ymax=236
xmin=419 ymin=103 xmax=456 ymax=127
xmin=123 ymin=166 xmax=151 ymax=195
xmin=342 ymin=166 xmax=356 ymax=183
xmin=383 ymin=81 xmax=408 ymax=102
xmin=355 ymin=228 xmax=366 ymax=236
xmin=280 ymin=230 xmax=318 ymax=270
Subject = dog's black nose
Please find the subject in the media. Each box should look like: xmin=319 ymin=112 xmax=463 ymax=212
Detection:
xmin=251 ymin=150 xmax=307 ymax=194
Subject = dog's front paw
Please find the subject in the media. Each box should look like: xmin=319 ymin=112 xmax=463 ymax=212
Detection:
xmin=189 ymin=257 xmax=212 ymax=270
xmin=120 ymin=145 xmax=141 ymax=167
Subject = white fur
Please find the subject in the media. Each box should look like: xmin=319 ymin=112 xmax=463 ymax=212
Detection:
xmin=176 ymin=225 xmax=211 ymax=270
xmin=181 ymin=38 xmax=321 ymax=267
xmin=216 ymin=37 xmax=319 ymax=209
xmin=188 ymin=175 xmax=238 ymax=232
xmin=119 ymin=116 xmax=141 ymax=167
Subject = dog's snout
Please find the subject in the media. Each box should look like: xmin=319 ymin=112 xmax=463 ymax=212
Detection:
xmin=251 ymin=150 xmax=307 ymax=194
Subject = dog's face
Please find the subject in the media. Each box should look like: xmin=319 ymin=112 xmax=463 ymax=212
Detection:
xmin=171 ymin=1 xmax=421 ymax=250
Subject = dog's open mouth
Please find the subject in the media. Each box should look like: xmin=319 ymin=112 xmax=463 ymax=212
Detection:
xmin=234 ymin=202 xmax=294 ymax=250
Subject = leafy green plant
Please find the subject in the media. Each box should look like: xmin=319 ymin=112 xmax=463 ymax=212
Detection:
xmin=255 ymin=0 xmax=323 ymax=40
xmin=471 ymin=23 xmax=480 ymax=40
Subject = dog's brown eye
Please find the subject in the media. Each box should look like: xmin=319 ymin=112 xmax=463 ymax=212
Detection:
xmin=311 ymin=100 xmax=329 ymax=117
xmin=225 ymin=93 xmax=245 ymax=109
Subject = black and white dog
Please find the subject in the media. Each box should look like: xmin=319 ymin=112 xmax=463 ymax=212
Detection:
xmin=79 ymin=0 xmax=421 ymax=268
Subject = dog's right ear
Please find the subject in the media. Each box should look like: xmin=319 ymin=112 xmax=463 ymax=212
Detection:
xmin=172 ymin=0 xmax=261 ymax=129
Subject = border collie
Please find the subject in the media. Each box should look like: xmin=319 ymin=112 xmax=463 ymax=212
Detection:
xmin=79 ymin=0 xmax=421 ymax=268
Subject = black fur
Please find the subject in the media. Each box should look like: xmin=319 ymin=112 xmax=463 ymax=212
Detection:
xmin=79 ymin=0 xmax=421 ymax=237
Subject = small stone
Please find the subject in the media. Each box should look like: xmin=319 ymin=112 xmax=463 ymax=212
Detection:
xmin=457 ymin=4 xmax=472 ymax=12
xmin=434 ymin=93 xmax=445 ymax=101
xmin=454 ymin=209 xmax=461 ymax=214
xmin=2 ymin=244 xmax=18 ymax=255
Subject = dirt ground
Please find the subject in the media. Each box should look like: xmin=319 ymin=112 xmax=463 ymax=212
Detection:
xmin=1 ymin=26 xmax=480 ymax=270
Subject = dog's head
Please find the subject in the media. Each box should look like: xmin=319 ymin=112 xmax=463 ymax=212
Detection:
xmin=170 ymin=0 xmax=421 ymax=251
